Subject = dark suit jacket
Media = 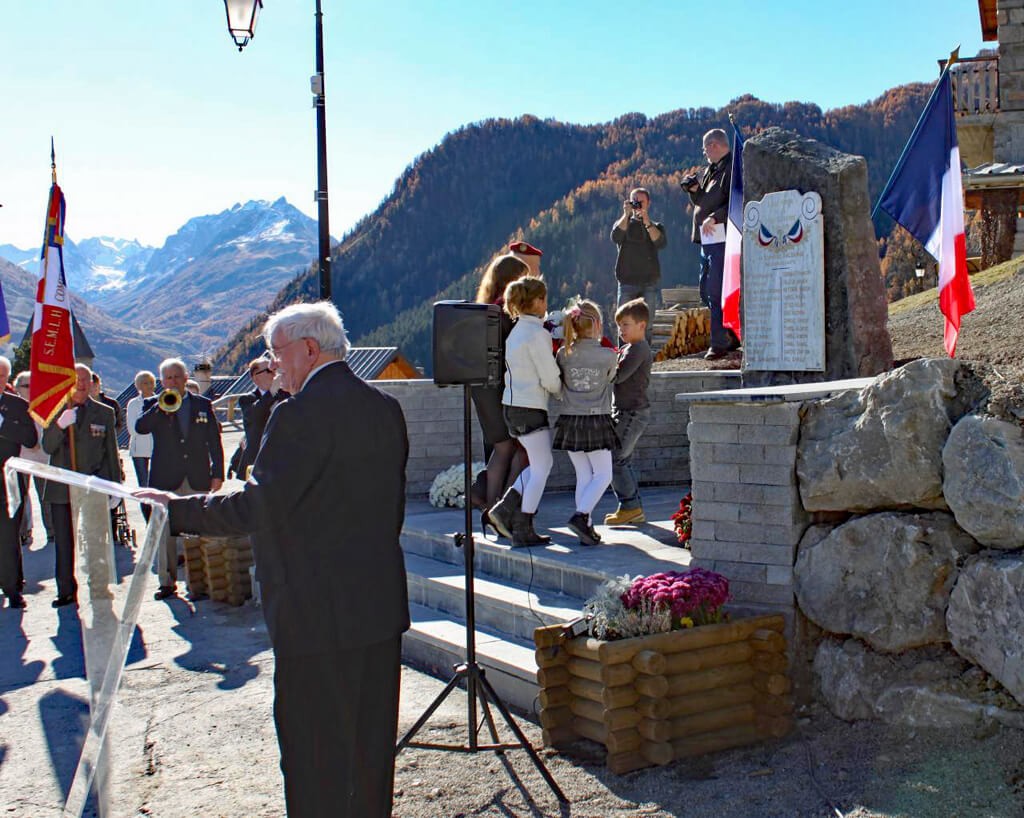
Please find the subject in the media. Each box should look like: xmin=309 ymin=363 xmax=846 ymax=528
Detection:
xmin=0 ymin=391 xmax=39 ymax=514
xmin=42 ymin=398 xmax=120 ymax=504
xmin=230 ymin=388 xmax=290 ymax=477
xmin=136 ymin=393 xmax=224 ymax=491
xmin=687 ymin=152 xmax=732 ymax=244
xmin=169 ymin=360 xmax=410 ymax=658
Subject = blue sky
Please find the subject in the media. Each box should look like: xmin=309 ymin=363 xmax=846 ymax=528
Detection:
xmin=0 ymin=0 xmax=986 ymax=251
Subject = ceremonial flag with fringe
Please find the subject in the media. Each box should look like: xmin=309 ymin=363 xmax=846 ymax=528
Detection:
xmin=876 ymin=63 xmax=975 ymax=356
xmin=722 ymin=120 xmax=744 ymax=340
xmin=0 ymin=280 xmax=11 ymax=345
xmin=29 ymin=179 xmax=76 ymax=426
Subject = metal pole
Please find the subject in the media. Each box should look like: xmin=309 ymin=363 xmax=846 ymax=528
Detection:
xmin=462 ymin=386 xmax=478 ymax=750
xmin=314 ymin=0 xmax=331 ymax=301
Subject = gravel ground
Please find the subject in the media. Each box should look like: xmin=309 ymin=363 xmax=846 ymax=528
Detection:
xmin=392 ymin=672 xmax=1024 ymax=818
xmin=6 ymin=567 xmax=1024 ymax=818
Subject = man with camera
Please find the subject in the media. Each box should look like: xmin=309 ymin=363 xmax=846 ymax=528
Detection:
xmin=683 ymin=128 xmax=739 ymax=359
xmin=611 ymin=187 xmax=666 ymax=342
xmin=136 ymin=357 xmax=223 ymax=600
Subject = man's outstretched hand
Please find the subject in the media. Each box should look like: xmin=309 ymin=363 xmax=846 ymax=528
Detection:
xmin=132 ymin=488 xmax=177 ymax=506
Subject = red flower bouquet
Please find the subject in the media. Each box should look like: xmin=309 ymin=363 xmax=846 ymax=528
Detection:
xmin=671 ymin=492 xmax=693 ymax=546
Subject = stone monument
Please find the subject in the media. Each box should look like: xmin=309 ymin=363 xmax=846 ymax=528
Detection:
xmin=742 ymin=190 xmax=825 ymax=372
xmin=740 ymin=128 xmax=893 ymax=387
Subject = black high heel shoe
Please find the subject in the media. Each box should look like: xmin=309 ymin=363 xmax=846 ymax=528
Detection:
xmin=481 ymin=509 xmax=502 ymax=539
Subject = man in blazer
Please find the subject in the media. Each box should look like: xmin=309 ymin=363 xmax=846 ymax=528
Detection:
xmin=136 ymin=302 xmax=409 ymax=818
xmin=136 ymin=358 xmax=224 ymax=600
xmin=42 ymin=364 xmax=121 ymax=607
xmin=683 ymin=127 xmax=740 ymax=359
xmin=0 ymin=357 xmax=39 ymax=609
xmin=228 ymin=355 xmax=289 ymax=480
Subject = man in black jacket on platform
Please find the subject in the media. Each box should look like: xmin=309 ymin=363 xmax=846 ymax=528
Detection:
xmin=136 ymin=358 xmax=223 ymax=600
xmin=0 ymin=356 xmax=39 ymax=609
xmin=684 ymin=127 xmax=740 ymax=359
xmin=136 ymin=302 xmax=410 ymax=818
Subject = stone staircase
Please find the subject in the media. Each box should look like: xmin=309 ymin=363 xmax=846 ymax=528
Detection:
xmin=399 ymin=489 xmax=694 ymax=715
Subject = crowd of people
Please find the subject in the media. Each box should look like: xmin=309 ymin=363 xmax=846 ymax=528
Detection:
xmin=0 ymin=129 xmax=741 ymax=816
xmin=468 ymin=245 xmax=654 ymax=548
xmin=0 ymin=348 xmax=290 ymax=610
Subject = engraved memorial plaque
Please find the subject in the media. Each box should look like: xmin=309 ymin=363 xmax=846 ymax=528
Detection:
xmin=741 ymin=190 xmax=825 ymax=372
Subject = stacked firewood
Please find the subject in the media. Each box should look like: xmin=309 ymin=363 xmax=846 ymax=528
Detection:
xmin=182 ymin=535 xmax=254 ymax=606
xmin=182 ymin=535 xmax=207 ymax=597
xmin=653 ymin=307 xmax=711 ymax=361
xmin=534 ymin=614 xmax=792 ymax=774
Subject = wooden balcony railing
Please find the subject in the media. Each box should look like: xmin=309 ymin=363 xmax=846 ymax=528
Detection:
xmin=939 ymin=56 xmax=999 ymax=114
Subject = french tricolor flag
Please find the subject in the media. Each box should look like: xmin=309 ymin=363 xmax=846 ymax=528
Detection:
xmin=877 ymin=62 xmax=975 ymax=357
xmin=722 ymin=120 xmax=744 ymax=340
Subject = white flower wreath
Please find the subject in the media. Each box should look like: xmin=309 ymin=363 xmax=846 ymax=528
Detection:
xmin=428 ymin=462 xmax=487 ymax=509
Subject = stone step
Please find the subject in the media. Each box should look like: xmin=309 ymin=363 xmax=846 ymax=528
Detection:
xmin=402 ymin=526 xmax=616 ymax=603
xmin=404 ymin=552 xmax=585 ymax=643
xmin=400 ymin=491 xmax=696 ymax=714
xmin=402 ymin=603 xmax=541 ymax=715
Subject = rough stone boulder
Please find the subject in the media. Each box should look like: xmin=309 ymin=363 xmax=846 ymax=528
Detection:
xmin=948 ymin=553 xmax=1024 ymax=706
xmin=798 ymin=359 xmax=959 ymax=511
xmin=942 ymin=414 xmax=1024 ymax=549
xmin=814 ymin=638 xmax=1024 ymax=728
xmin=740 ymin=128 xmax=892 ymax=387
xmin=794 ymin=511 xmax=978 ymax=652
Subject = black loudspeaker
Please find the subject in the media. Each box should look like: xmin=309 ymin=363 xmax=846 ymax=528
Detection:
xmin=432 ymin=301 xmax=503 ymax=387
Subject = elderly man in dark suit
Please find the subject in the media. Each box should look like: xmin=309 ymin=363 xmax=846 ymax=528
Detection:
xmin=0 ymin=356 xmax=40 ymax=609
xmin=228 ymin=355 xmax=289 ymax=480
xmin=136 ymin=357 xmax=224 ymax=601
xmin=42 ymin=363 xmax=120 ymax=608
xmin=136 ymin=301 xmax=409 ymax=818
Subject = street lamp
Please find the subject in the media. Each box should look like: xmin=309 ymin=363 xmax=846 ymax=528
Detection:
xmin=223 ymin=0 xmax=332 ymax=301
xmin=224 ymin=0 xmax=261 ymax=51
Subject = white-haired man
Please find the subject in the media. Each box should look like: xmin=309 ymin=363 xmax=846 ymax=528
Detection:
xmin=683 ymin=127 xmax=740 ymax=359
xmin=136 ymin=358 xmax=223 ymax=600
xmin=41 ymin=363 xmax=120 ymax=607
xmin=137 ymin=301 xmax=410 ymax=817
xmin=0 ymin=357 xmax=39 ymax=609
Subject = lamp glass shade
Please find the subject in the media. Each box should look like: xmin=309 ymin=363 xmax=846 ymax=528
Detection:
xmin=224 ymin=0 xmax=262 ymax=49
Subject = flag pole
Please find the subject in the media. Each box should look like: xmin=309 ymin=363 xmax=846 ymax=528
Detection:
xmin=872 ymin=45 xmax=960 ymax=221
xmin=51 ymin=136 xmax=57 ymax=185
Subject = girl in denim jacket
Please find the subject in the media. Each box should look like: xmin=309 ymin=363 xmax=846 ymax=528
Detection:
xmin=553 ymin=300 xmax=618 ymax=546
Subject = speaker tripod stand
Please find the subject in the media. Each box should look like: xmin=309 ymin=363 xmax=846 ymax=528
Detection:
xmin=396 ymin=385 xmax=567 ymax=805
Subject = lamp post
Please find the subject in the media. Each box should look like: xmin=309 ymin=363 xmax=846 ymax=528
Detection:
xmin=224 ymin=0 xmax=332 ymax=301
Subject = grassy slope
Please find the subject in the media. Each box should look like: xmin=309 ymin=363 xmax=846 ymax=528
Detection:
xmin=887 ymin=256 xmax=1024 ymax=374
xmin=888 ymin=256 xmax=1024 ymax=316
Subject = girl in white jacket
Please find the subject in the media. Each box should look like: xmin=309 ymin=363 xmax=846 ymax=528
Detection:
xmin=487 ymin=277 xmax=561 ymax=546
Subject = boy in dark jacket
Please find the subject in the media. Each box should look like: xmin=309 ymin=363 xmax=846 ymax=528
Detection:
xmin=605 ymin=299 xmax=653 ymax=525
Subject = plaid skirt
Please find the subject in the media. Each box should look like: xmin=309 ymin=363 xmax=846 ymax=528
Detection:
xmin=552 ymin=414 xmax=619 ymax=452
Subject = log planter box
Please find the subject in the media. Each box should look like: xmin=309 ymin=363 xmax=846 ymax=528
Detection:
xmin=534 ymin=614 xmax=792 ymax=774
xmin=182 ymin=535 xmax=254 ymax=606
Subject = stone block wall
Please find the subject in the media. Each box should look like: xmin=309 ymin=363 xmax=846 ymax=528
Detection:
xmin=378 ymin=371 xmax=739 ymax=498
xmin=685 ymin=402 xmax=807 ymax=608
xmin=999 ymin=0 xmax=1024 ymax=115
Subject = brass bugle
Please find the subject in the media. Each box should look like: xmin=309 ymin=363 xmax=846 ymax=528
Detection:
xmin=158 ymin=389 xmax=182 ymax=413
